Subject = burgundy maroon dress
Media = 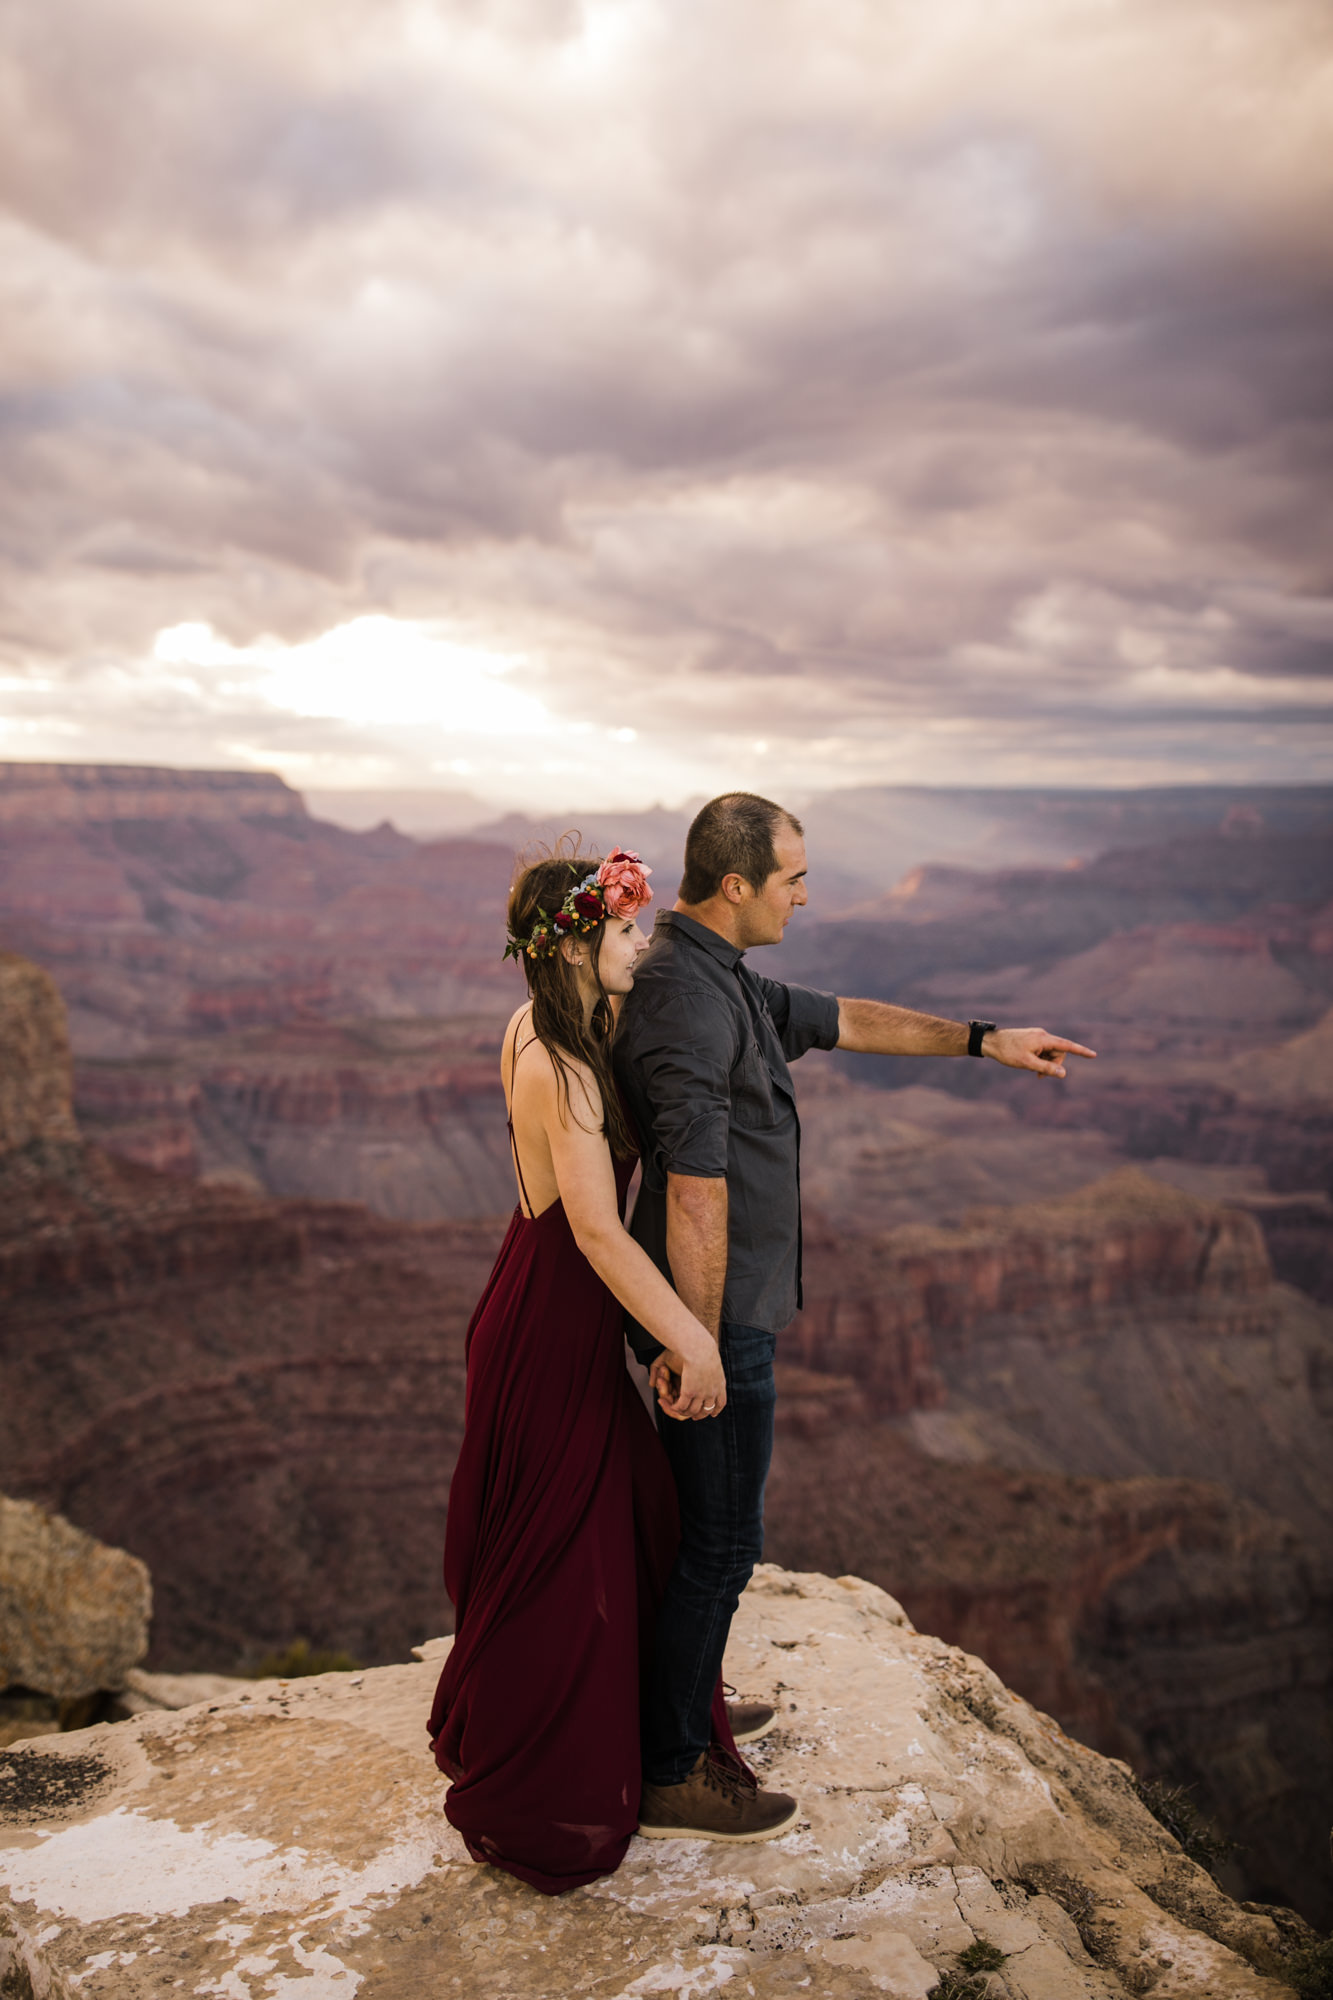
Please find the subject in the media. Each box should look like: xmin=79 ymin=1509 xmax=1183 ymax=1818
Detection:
xmin=428 ymin=1126 xmax=741 ymax=1894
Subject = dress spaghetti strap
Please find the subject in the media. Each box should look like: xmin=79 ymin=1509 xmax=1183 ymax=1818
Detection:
xmin=506 ymin=1024 xmax=539 ymax=1218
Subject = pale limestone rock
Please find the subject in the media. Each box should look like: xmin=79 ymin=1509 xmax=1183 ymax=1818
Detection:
xmin=0 ymin=1498 xmax=150 ymax=1701
xmin=115 ymin=1667 xmax=253 ymax=1716
xmin=0 ymin=1567 xmax=1297 ymax=1999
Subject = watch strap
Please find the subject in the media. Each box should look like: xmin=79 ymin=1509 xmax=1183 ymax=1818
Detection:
xmin=967 ymin=1019 xmax=996 ymax=1058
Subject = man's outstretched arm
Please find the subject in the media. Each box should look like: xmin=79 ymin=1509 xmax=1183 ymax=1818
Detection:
xmin=836 ymin=997 xmax=1096 ymax=1077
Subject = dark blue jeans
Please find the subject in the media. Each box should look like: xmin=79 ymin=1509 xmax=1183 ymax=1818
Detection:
xmin=641 ymin=1322 xmax=777 ymax=1786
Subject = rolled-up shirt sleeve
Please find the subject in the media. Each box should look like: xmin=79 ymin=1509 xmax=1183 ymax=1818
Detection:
xmin=631 ymin=987 xmax=737 ymax=1181
xmin=749 ymin=975 xmax=841 ymax=1062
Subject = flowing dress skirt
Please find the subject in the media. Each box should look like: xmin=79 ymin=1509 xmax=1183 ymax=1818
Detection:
xmin=428 ymin=1172 xmax=740 ymax=1894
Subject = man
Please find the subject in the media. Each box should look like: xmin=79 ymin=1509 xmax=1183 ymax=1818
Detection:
xmin=615 ymin=792 xmax=1095 ymax=1842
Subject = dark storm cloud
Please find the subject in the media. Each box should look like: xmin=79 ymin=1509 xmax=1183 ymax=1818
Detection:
xmin=0 ymin=0 xmax=1330 ymax=796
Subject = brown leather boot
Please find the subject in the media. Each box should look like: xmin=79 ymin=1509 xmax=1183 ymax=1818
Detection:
xmin=638 ymin=1754 xmax=799 ymax=1842
xmin=726 ymin=1698 xmax=776 ymax=1744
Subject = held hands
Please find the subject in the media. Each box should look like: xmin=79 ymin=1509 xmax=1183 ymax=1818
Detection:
xmin=650 ymin=1341 xmax=727 ymax=1422
xmin=982 ymin=1027 xmax=1097 ymax=1077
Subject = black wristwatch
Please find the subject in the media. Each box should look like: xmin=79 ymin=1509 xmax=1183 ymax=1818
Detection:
xmin=967 ymin=1020 xmax=996 ymax=1058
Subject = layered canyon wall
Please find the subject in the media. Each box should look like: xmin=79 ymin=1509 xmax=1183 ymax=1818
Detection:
xmin=767 ymin=1174 xmax=1333 ymax=1921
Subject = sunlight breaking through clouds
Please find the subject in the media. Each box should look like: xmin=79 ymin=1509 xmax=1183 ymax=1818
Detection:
xmin=153 ymin=618 xmax=551 ymax=736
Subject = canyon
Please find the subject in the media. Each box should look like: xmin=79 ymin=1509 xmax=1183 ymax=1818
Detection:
xmin=3 ymin=764 xmax=1332 ymax=1927
xmin=2 ymin=951 xmax=1330 ymax=1922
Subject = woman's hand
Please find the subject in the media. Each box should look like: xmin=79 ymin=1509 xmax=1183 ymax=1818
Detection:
xmin=650 ymin=1342 xmax=727 ymax=1422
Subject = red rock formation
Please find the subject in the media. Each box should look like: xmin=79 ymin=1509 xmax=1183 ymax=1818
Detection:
xmin=71 ymin=1017 xmax=516 ymax=1218
xmin=0 ymin=764 xmax=303 ymax=823
xmin=770 ymin=1170 xmax=1333 ymax=1921
xmin=1 ymin=1140 xmax=498 ymax=1667
xmin=789 ymin=1170 xmax=1271 ymax=1407
xmin=763 ymin=1423 xmax=1332 ymax=1925
xmin=0 ymin=764 xmax=524 ymax=1049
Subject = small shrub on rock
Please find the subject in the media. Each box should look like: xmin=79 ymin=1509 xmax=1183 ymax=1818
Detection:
xmin=929 ymin=1940 xmax=1008 ymax=1998
xmin=1286 ymin=1937 xmax=1333 ymax=2000
xmin=958 ymin=1941 xmax=1007 ymax=1973
xmin=250 ymin=1637 xmax=361 ymax=1680
xmin=1132 ymin=1774 xmax=1239 ymax=1874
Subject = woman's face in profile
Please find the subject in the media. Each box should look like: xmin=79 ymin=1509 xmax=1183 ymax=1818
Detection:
xmin=596 ymin=915 xmax=650 ymax=996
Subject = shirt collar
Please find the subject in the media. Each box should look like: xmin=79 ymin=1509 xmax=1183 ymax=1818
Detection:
xmin=655 ymin=908 xmax=744 ymax=970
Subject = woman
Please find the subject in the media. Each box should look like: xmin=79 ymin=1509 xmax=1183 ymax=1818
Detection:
xmin=428 ymin=846 xmax=741 ymax=1894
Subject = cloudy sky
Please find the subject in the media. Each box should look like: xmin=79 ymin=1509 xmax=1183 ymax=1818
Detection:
xmin=1 ymin=0 xmax=1331 ymax=813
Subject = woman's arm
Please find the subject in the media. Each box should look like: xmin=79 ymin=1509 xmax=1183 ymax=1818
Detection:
xmin=520 ymin=1049 xmax=727 ymax=1419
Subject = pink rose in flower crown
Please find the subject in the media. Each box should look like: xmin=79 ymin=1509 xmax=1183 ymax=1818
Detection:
xmin=597 ymin=848 xmax=653 ymax=918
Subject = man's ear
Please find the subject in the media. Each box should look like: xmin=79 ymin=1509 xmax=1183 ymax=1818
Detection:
xmin=720 ymin=872 xmax=749 ymax=905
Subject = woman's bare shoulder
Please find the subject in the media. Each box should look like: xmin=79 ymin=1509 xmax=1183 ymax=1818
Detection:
xmin=505 ymin=1021 xmax=603 ymax=1128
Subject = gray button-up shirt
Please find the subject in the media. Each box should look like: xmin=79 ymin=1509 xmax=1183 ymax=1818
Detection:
xmin=613 ymin=910 xmax=841 ymax=1353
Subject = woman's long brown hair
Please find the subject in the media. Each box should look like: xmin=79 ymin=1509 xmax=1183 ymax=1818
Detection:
xmin=507 ymin=840 xmax=635 ymax=1159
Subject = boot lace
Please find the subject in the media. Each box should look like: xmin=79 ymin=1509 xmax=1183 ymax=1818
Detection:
xmin=703 ymin=1754 xmax=757 ymax=1802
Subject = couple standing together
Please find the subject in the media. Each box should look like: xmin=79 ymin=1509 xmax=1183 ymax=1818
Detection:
xmin=428 ymin=792 xmax=1092 ymax=1893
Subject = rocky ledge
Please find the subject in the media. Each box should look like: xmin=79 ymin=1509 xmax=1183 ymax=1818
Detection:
xmin=0 ymin=1569 xmax=1307 ymax=2000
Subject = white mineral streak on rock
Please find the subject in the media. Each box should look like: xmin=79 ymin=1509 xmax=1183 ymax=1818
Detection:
xmin=5 ymin=1812 xmax=281 ymax=1920
xmin=0 ymin=1567 xmax=1299 ymax=2000
xmin=3 ymin=1807 xmax=441 ymax=1924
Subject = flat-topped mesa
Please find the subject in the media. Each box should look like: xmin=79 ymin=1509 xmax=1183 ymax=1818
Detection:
xmin=0 ymin=954 xmax=78 ymax=1153
xmin=0 ymin=763 xmax=305 ymax=824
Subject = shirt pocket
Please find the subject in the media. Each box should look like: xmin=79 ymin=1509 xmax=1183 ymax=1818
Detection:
xmin=731 ymin=1039 xmax=778 ymax=1130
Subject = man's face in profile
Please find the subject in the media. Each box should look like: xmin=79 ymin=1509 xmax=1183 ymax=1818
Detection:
xmin=737 ymin=827 xmax=808 ymax=949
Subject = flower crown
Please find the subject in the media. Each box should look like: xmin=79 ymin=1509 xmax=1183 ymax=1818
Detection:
xmin=504 ymin=848 xmax=654 ymax=961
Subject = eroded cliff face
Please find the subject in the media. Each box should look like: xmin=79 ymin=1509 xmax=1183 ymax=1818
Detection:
xmin=70 ymin=1016 xmax=518 ymax=1218
xmin=770 ymin=1171 xmax=1333 ymax=1922
xmin=764 ymin=1420 xmax=1332 ymax=1926
xmin=1 ymin=1162 xmax=496 ymax=1669
xmin=0 ymin=952 xmax=500 ymax=1669
xmin=0 ymin=953 xmax=78 ymax=1154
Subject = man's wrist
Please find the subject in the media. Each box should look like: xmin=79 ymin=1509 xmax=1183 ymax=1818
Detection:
xmin=967 ymin=1019 xmax=997 ymax=1059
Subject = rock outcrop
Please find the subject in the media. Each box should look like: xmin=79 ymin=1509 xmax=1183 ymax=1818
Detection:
xmin=0 ymin=953 xmax=78 ymax=1154
xmin=0 ymin=1568 xmax=1308 ymax=2000
xmin=0 ymin=1498 xmax=150 ymax=1706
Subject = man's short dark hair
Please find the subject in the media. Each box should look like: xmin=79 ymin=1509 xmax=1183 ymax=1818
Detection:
xmin=679 ymin=793 xmax=804 ymax=905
